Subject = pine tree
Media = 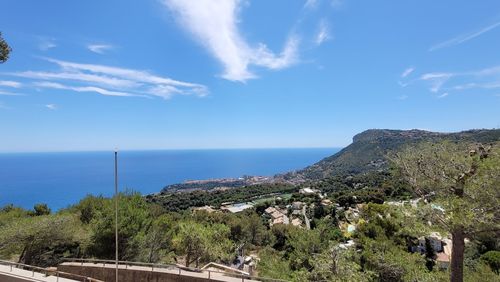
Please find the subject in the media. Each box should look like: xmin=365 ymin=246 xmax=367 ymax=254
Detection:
xmin=392 ymin=141 xmax=500 ymax=282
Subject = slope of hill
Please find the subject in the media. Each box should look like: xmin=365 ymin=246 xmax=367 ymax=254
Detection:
xmin=278 ymin=128 xmax=500 ymax=182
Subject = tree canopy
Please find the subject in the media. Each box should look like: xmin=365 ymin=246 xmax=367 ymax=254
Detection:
xmin=0 ymin=32 xmax=11 ymax=63
xmin=392 ymin=141 xmax=500 ymax=282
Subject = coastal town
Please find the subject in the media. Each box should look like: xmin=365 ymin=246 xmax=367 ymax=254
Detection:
xmin=162 ymin=175 xmax=276 ymax=193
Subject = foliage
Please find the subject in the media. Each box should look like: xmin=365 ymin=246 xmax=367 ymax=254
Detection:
xmin=172 ymin=221 xmax=233 ymax=267
xmin=360 ymin=237 xmax=438 ymax=282
xmin=257 ymin=247 xmax=297 ymax=280
xmin=309 ymin=247 xmax=374 ymax=282
xmin=163 ymin=179 xmax=247 ymax=192
xmin=0 ymin=32 xmax=11 ymax=63
xmin=84 ymin=192 xmax=150 ymax=260
xmin=481 ymin=251 xmax=500 ymax=274
xmin=137 ymin=213 xmax=175 ymax=263
xmin=242 ymin=213 xmax=270 ymax=246
xmin=286 ymin=227 xmax=325 ymax=271
xmin=71 ymin=195 xmax=108 ymax=224
xmin=392 ymin=141 xmax=500 ymax=281
xmin=0 ymin=205 xmax=30 ymax=227
xmin=463 ymin=263 xmax=500 ymax=281
xmin=148 ymin=183 xmax=296 ymax=212
xmin=32 ymin=203 xmax=51 ymax=216
xmin=311 ymin=170 xmax=413 ymax=207
xmin=0 ymin=214 xmax=85 ymax=266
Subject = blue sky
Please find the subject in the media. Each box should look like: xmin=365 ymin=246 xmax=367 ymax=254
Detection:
xmin=1 ymin=0 xmax=499 ymax=152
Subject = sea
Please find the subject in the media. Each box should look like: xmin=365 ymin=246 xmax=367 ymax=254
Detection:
xmin=0 ymin=148 xmax=339 ymax=211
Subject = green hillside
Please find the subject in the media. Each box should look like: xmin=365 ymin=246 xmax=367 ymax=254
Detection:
xmin=279 ymin=128 xmax=500 ymax=181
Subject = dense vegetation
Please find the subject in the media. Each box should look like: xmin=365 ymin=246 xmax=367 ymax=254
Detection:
xmin=281 ymin=129 xmax=500 ymax=181
xmin=308 ymin=170 xmax=414 ymax=206
xmin=393 ymin=141 xmax=500 ymax=282
xmin=162 ymin=179 xmax=248 ymax=193
xmin=149 ymin=183 xmax=296 ymax=212
xmin=0 ymin=32 xmax=11 ymax=63
xmin=1 ymin=190 xmax=497 ymax=281
xmin=2 ymin=160 xmax=499 ymax=281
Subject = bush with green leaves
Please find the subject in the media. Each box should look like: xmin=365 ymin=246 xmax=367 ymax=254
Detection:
xmin=481 ymin=251 xmax=500 ymax=274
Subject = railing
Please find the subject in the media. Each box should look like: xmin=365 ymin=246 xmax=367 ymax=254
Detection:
xmin=61 ymin=258 xmax=289 ymax=282
xmin=0 ymin=259 xmax=103 ymax=282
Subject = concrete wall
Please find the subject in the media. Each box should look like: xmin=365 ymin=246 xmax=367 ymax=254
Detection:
xmin=57 ymin=264 xmax=212 ymax=282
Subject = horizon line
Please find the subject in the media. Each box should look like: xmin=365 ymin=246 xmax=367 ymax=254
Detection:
xmin=0 ymin=146 xmax=344 ymax=154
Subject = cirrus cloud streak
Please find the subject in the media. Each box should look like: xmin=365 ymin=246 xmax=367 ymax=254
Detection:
xmin=6 ymin=57 xmax=208 ymax=100
xmin=399 ymin=65 xmax=500 ymax=98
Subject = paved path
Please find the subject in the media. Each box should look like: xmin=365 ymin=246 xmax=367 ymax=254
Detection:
xmin=0 ymin=264 xmax=78 ymax=282
xmin=302 ymin=205 xmax=311 ymax=230
xmin=60 ymin=262 xmax=260 ymax=282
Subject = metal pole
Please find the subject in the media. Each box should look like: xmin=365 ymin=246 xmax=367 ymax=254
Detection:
xmin=114 ymin=149 xmax=119 ymax=282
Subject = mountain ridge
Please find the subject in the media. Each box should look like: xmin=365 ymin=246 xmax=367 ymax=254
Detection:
xmin=277 ymin=128 xmax=500 ymax=182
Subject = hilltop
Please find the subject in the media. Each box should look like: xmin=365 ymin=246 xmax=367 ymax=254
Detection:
xmin=278 ymin=128 xmax=500 ymax=182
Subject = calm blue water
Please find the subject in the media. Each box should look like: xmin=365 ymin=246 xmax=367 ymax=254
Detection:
xmin=0 ymin=148 xmax=339 ymax=210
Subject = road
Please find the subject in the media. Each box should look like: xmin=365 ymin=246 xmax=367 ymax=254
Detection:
xmin=302 ymin=205 xmax=311 ymax=230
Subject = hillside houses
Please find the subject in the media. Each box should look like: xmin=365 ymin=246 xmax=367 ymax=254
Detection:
xmin=264 ymin=206 xmax=290 ymax=226
xmin=411 ymin=232 xmax=453 ymax=269
xmin=263 ymin=202 xmax=308 ymax=228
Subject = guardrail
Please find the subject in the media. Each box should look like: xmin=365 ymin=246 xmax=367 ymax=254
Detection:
xmin=61 ymin=258 xmax=289 ymax=282
xmin=0 ymin=259 xmax=103 ymax=282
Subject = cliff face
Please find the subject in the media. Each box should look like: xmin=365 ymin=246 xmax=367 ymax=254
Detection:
xmin=279 ymin=128 xmax=500 ymax=181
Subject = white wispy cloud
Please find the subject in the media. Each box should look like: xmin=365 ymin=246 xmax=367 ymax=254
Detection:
xmin=38 ymin=37 xmax=57 ymax=51
xmin=453 ymin=81 xmax=500 ymax=90
xmin=162 ymin=0 xmax=299 ymax=82
xmin=411 ymin=64 xmax=500 ymax=96
xmin=420 ymin=72 xmax=453 ymax=93
xmin=7 ymin=58 xmax=208 ymax=100
xmin=15 ymin=71 xmax=139 ymax=88
xmin=471 ymin=65 xmax=500 ymax=76
xmin=0 ymin=80 xmax=22 ymax=88
xmin=305 ymin=0 xmax=342 ymax=10
xmin=437 ymin=92 xmax=449 ymax=99
xmin=0 ymin=90 xmax=24 ymax=96
xmin=401 ymin=67 xmax=415 ymax=78
xmin=398 ymin=81 xmax=409 ymax=88
xmin=304 ymin=0 xmax=319 ymax=9
xmin=87 ymin=44 xmax=114 ymax=54
xmin=45 ymin=104 xmax=57 ymax=110
xmin=47 ymin=58 xmax=205 ymax=89
xmin=315 ymin=20 xmax=331 ymax=46
xmin=429 ymin=21 xmax=500 ymax=51
xmin=35 ymin=82 xmax=137 ymax=97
